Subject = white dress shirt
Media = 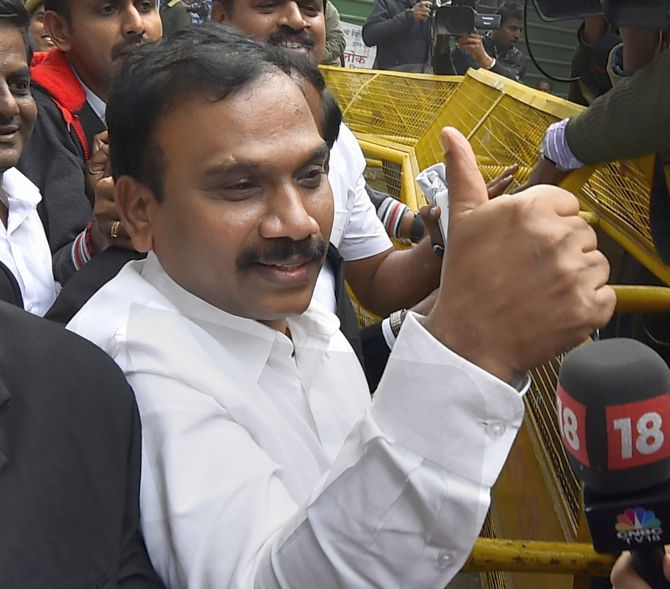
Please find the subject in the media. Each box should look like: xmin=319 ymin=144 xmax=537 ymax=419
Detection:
xmin=68 ymin=252 xmax=526 ymax=589
xmin=0 ymin=168 xmax=57 ymax=316
xmin=315 ymin=123 xmax=393 ymax=312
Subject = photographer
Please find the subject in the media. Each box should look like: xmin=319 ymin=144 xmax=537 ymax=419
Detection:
xmin=362 ymin=0 xmax=433 ymax=71
xmin=451 ymin=1 xmax=526 ymax=81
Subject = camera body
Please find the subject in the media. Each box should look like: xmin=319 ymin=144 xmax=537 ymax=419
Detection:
xmin=434 ymin=5 xmax=502 ymax=36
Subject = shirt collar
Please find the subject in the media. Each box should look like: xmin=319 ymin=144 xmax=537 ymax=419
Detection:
xmin=139 ymin=251 xmax=341 ymax=384
xmin=72 ymin=68 xmax=106 ymax=125
xmin=0 ymin=168 xmax=42 ymax=234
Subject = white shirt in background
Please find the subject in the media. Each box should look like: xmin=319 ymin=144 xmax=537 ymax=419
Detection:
xmin=68 ymin=251 xmax=526 ymax=589
xmin=315 ymin=123 xmax=393 ymax=311
xmin=0 ymin=168 xmax=57 ymax=316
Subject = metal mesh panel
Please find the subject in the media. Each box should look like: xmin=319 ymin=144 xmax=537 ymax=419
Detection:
xmin=527 ymin=355 xmax=581 ymax=539
xmin=323 ymin=65 xmax=663 ymax=281
xmin=321 ymin=66 xmax=460 ymax=145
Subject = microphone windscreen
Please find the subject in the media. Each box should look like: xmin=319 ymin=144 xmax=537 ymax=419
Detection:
xmin=557 ymin=339 xmax=670 ymax=494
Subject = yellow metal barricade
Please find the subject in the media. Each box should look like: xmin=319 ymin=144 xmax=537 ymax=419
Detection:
xmin=321 ymin=65 xmax=670 ymax=588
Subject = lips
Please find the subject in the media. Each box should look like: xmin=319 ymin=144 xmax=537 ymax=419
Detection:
xmin=277 ymin=40 xmax=312 ymax=52
xmin=0 ymin=126 xmax=19 ymax=142
xmin=252 ymin=254 xmax=320 ymax=285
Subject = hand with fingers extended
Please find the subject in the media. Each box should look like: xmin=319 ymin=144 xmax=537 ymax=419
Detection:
xmin=89 ymin=177 xmax=135 ymax=254
xmin=486 ymin=163 xmax=518 ymax=198
xmin=611 ymin=550 xmax=670 ymax=589
xmin=423 ymin=128 xmax=616 ymax=385
xmin=85 ymin=131 xmax=111 ymax=205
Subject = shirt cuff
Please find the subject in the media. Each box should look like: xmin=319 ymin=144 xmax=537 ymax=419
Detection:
xmin=381 ymin=317 xmax=396 ymax=350
xmin=541 ymin=119 xmax=585 ymax=172
xmin=371 ymin=312 xmax=526 ymax=487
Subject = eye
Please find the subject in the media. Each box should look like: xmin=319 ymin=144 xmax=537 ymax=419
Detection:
xmin=300 ymin=0 xmax=321 ymax=16
xmin=137 ymin=0 xmax=155 ymax=12
xmin=255 ymin=0 xmax=278 ymax=11
xmin=10 ymin=79 xmax=30 ymax=95
xmin=299 ymin=165 xmax=326 ymax=188
xmin=219 ymin=179 xmax=263 ymax=200
xmin=98 ymin=3 xmax=118 ymax=16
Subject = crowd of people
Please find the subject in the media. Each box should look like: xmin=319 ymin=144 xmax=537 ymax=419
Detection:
xmin=0 ymin=0 xmax=666 ymax=587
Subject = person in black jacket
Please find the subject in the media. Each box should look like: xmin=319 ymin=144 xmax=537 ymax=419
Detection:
xmin=362 ymin=0 xmax=433 ymax=71
xmin=451 ymin=1 xmax=526 ymax=81
xmin=0 ymin=280 xmax=165 ymax=589
xmin=17 ymin=0 xmax=162 ymax=284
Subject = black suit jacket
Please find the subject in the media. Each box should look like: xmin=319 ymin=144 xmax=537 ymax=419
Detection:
xmin=0 ymin=299 xmax=163 ymax=588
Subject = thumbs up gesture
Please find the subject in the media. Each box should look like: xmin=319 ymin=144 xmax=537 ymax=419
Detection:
xmin=423 ymin=128 xmax=616 ymax=384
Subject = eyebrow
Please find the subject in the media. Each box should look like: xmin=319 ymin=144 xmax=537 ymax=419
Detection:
xmin=202 ymin=141 xmax=330 ymax=180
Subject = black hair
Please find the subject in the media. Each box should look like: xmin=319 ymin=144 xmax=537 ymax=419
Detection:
xmin=108 ymin=23 xmax=340 ymax=201
xmin=0 ymin=0 xmax=32 ymax=62
xmin=43 ymin=0 xmax=68 ymax=20
xmin=497 ymin=1 xmax=523 ymax=25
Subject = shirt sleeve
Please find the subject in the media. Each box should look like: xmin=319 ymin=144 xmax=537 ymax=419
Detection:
xmin=565 ymin=48 xmax=670 ymax=165
xmin=329 ymin=125 xmax=393 ymax=261
xmin=125 ymin=312 xmax=525 ymax=589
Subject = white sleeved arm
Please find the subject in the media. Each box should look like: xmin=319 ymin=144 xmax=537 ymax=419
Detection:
xmin=129 ymin=312 xmax=525 ymax=589
xmin=328 ymin=125 xmax=393 ymax=261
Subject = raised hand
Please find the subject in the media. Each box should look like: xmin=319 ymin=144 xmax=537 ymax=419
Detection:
xmin=424 ymin=128 xmax=615 ymax=384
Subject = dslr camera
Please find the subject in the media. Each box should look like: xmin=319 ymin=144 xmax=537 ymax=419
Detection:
xmin=433 ymin=0 xmax=502 ymax=36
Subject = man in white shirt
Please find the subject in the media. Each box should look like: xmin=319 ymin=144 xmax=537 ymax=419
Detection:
xmin=69 ymin=33 xmax=615 ymax=588
xmin=211 ymin=0 xmax=443 ymax=321
xmin=0 ymin=6 xmax=56 ymax=315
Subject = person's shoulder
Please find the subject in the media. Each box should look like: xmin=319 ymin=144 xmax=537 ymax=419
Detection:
xmin=331 ymin=123 xmax=365 ymax=169
xmin=0 ymin=302 xmax=136 ymax=412
xmin=67 ymin=257 xmax=163 ymax=347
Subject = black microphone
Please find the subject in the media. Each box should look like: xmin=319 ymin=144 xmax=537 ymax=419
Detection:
xmin=557 ymin=339 xmax=670 ymax=587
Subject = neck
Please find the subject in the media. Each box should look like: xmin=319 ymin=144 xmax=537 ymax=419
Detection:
xmin=68 ymin=57 xmax=110 ymax=102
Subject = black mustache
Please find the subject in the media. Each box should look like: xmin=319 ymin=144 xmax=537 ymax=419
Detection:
xmin=237 ymin=237 xmax=327 ymax=270
xmin=111 ymin=39 xmax=146 ymax=61
xmin=267 ymin=29 xmax=315 ymax=49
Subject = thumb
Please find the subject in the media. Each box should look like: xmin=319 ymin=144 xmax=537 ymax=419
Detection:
xmin=440 ymin=127 xmax=489 ymax=220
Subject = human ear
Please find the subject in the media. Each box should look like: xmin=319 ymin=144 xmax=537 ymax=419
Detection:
xmin=115 ymin=176 xmax=155 ymax=253
xmin=210 ymin=0 xmax=230 ymax=22
xmin=44 ymin=10 xmax=72 ymax=52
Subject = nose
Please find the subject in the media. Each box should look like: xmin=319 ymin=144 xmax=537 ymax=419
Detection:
xmin=121 ymin=5 xmax=146 ymax=37
xmin=260 ymin=184 xmax=320 ymax=242
xmin=0 ymin=82 xmax=19 ymax=123
xmin=278 ymin=1 xmax=308 ymax=31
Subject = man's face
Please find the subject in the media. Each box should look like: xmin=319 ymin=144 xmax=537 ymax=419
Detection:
xmin=211 ymin=0 xmax=326 ymax=63
xmin=47 ymin=0 xmax=162 ymax=100
xmin=0 ymin=23 xmax=37 ymax=173
xmin=135 ymin=73 xmax=333 ymax=327
xmin=30 ymin=6 xmax=56 ymax=52
xmin=493 ymin=17 xmax=523 ymax=49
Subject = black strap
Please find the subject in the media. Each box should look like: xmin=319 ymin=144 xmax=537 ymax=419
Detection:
xmin=326 ymin=244 xmax=365 ymax=367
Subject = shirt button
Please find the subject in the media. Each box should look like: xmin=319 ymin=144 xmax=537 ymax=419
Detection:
xmin=437 ymin=551 xmax=452 ymax=569
xmin=487 ymin=422 xmax=506 ymax=439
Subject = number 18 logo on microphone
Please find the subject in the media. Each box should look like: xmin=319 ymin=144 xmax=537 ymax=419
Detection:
xmin=557 ymin=384 xmax=590 ymax=466
xmin=606 ymin=395 xmax=670 ymax=469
